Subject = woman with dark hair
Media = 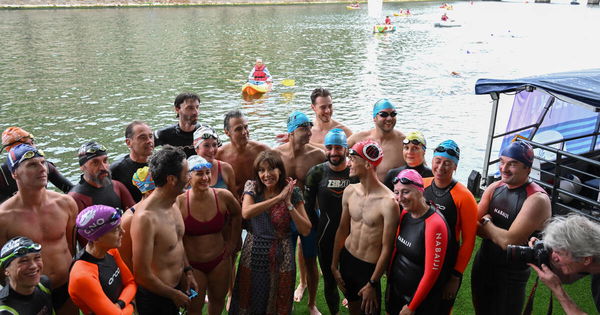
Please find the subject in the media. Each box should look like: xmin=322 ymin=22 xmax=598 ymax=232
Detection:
xmin=230 ymin=150 xmax=311 ymax=315
xmin=176 ymin=155 xmax=241 ymax=315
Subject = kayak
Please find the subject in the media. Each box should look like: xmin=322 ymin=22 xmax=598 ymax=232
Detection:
xmin=346 ymin=5 xmax=360 ymax=9
xmin=434 ymin=21 xmax=461 ymax=28
xmin=242 ymin=81 xmax=272 ymax=95
xmin=393 ymin=12 xmax=411 ymax=16
xmin=373 ymin=25 xmax=396 ymax=33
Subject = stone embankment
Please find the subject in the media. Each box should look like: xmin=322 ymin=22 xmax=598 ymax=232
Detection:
xmin=1 ymin=0 xmax=365 ymax=8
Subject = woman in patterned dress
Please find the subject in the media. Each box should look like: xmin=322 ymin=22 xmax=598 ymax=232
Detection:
xmin=230 ymin=150 xmax=312 ymax=315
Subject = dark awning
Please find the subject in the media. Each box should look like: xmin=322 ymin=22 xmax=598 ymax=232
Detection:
xmin=475 ymin=69 xmax=600 ymax=109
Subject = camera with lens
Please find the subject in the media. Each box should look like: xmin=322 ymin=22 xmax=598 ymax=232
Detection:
xmin=507 ymin=240 xmax=552 ymax=267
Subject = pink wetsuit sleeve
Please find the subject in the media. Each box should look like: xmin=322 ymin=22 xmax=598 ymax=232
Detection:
xmin=407 ymin=213 xmax=448 ymax=311
xmin=451 ymin=184 xmax=478 ymax=274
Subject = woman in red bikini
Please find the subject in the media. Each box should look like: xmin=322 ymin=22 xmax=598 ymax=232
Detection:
xmin=175 ymin=155 xmax=242 ymax=315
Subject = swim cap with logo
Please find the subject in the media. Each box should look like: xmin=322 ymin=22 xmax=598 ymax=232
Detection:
xmin=193 ymin=125 xmax=222 ymax=148
xmin=78 ymin=141 xmax=108 ymax=166
xmin=76 ymin=205 xmax=122 ymax=242
xmin=0 ymin=236 xmax=41 ymax=268
xmin=7 ymin=144 xmax=45 ymax=173
xmin=349 ymin=140 xmax=384 ymax=167
xmin=324 ymin=128 xmax=348 ymax=148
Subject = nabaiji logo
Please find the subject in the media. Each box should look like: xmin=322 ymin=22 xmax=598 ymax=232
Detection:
xmin=433 ymin=232 xmax=443 ymax=270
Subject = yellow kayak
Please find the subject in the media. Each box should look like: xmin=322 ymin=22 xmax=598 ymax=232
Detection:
xmin=346 ymin=5 xmax=360 ymax=9
xmin=242 ymin=81 xmax=272 ymax=95
xmin=393 ymin=12 xmax=411 ymax=16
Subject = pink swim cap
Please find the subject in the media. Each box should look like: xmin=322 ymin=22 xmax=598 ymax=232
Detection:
xmin=394 ymin=169 xmax=425 ymax=192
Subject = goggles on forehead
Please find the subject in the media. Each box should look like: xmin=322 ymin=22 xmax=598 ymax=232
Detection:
xmin=0 ymin=243 xmax=42 ymax=268
xmin=9 ymin=149 xmax=45 ymax=165
xmin=434 ymin=146 xmax=460 ymax=158
xmin=392 ymin=176 xmax=424 ymax=187
xmin=403 ymin=139 xmax=424 ymax=146
xmin=79 ymin=143 xmax=107 ymax=156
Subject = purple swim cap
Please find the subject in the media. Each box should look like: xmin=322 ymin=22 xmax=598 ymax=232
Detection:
xmin=500 ymin=141 xmax=534 ymax=167
xmin=76 ymin=205 xmax=122 ymax=242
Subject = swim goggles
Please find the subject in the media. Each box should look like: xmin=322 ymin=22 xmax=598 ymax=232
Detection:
xmin=296 ymin=122 xmax=313 ymax=128
xmin=9 ymin=149 xmax=45 ymax=166
xmin=0 ymin=243 xmax=41 ymax=268
xmin=392 ymin=176 xmax=424 ymax=188
xmin=78 ymin=143 xmax=107 ymax=156
xmin=403 ymin=139 xmax=424 ymax=146
xmin=377 ymin=111 xmax=397 ymax=118
xmin=434 ymin=146 xmax=460 ymax=158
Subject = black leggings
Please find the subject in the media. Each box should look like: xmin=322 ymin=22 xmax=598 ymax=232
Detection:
xmin=317 ymin=212 xmax=340 ymax=314
xmin=471 ymin=250 xmax=530 ymax=315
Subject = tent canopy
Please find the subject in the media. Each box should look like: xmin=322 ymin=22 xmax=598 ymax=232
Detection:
xmin=475 ymin=69 xmax=600 ymax=109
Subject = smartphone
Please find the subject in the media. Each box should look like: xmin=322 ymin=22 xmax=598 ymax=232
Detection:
xmin=188 ymin=289 xmax=198 ymax=299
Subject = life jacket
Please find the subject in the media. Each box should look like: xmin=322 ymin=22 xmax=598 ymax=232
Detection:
xmin=253 ymin=64 xmax=267 ymax=81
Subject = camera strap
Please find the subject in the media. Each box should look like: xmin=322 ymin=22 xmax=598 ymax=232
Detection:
xmin=522 ymin=277 xmax=553 ymax=315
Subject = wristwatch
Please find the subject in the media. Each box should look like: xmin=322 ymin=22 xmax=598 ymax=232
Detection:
xmin=287 ymin=204 xmax=294 ymax=211
xmin=481 ymin=217 xmax=491 ymax=225
xmin=368 ymin=279 xmax=378 ymax=287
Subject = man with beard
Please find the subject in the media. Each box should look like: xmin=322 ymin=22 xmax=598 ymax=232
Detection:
xmin=308 ymin=88 xmax=352 ymax=144
xmin=0 ymin=144 xmax=78 ymax=315
xmin=69 ymin=141 xmax=135 ymax=213
xmin=131 ymin=145 xmax=197 ymax=315
xmin=216 ymin=110 xmax=270 ymax=198
xmin=276 ymin=111 xmax=326 ymax=315
xmin=304 ymin=129 xmax=350 ymax=315
xmin=331 ymin=140 xmax=399 ymax=315
xmin=111 ymin=121 xmax=154 ymax=202
xmin=347 ymin=99 xmax=406 ymax=181
xmin=472 ymin=141 xmax=551 ymax=315
xmin=155 ymin=93 xmax=203 ymax=158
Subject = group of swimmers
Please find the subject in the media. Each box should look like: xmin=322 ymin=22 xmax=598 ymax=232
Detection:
xmin=0 ymin=87 xmax=552 ymax=315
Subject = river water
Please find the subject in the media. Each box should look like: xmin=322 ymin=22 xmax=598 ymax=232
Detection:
xmin=1 ymin=1 xmax=599 ymax=183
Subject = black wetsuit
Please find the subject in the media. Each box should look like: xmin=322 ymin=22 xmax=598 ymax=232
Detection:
xmin=110 ymin=154 xmax=147 ymax=202
xmin=387 ymin=206 xmax=450 ymax=315
xmin=471 ymin=181 xmax=546 ymax=315
xmin=383 ymin=164 xmax=433 ymax=191
xmin=0 ymin=275 xmax=53 ymax=315
xmin=304 ymin=162 xmax=350 ymax=315
xmin=154 ymin=123 xmax=202 ymax=158
xmin=68 ymin=176 xmax=135 ymax=212
xmin=0 ymin=161 xmax=73 ymax=203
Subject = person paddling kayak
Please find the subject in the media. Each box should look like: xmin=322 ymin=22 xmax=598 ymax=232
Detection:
xmin=248 ymin=58 xmax=272 ymax=84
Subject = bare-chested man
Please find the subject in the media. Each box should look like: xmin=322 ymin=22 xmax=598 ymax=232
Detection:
xmin=332 ymin=140 xmax=399 ymax=315
xmin=275 ymin=110 xmax=326 ymax=314
xmin=347 ymin=99 xmax=406 ymax=181
xmin=309 ymin=88 xmax=353 ymax=144
xmin=0 ymin=144 xmax=78 ymax=315
xmin=216 ymin=110 xmax=270 ymax=199
xmin=131 ymin=145 xmax=197 ymax=315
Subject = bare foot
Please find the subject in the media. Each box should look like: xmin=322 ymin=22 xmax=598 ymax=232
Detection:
xmin=293 ymin=284 xmax=306 ymax=302
xmin=309 ymin=305 xmax=322 ymax=315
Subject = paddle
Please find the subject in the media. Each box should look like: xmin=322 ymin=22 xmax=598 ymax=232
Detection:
xmin=281 ymin=79 xmax=295 ymax=87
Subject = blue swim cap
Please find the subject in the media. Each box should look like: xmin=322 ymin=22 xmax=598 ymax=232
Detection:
xmin=372 ymin=99 xmax=395 ymax=118
xmin=188 ymin=155 xmax=212 ymax=172
xmin=500 ymin=141 xmax=533 ymax=167
xmin=287 ymin=111 xmax=312 ymax=133
xmin=433 ymin=140 xmax=460 ymax=165
xmin=7 ymin=144 xmax=45 ymax=173
xmin=324 ymin=128 xmax=347 ymax=148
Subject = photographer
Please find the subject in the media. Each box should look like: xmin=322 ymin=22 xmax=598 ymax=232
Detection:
xmin=529 ymin=215 xmax=600 ymax=315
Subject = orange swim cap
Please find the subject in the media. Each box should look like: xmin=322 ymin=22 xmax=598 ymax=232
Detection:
xmin=1 ymin=127 xmax=34 ymax=152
